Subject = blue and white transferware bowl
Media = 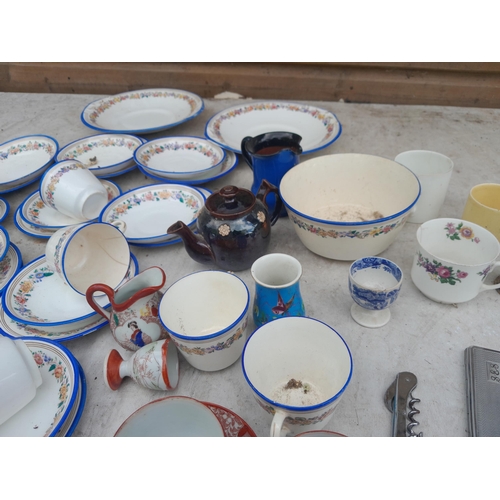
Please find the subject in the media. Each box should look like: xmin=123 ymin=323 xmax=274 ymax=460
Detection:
xmin=348 ymin=256 xmax=403 ymax=328
xmin=280 ymin=153 xmax=421 ymax=261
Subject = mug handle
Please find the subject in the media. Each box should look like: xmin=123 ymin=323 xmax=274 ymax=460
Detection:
xmin=256 ymin=179 xmax=283 ymax=225
xmin=480 ymin=262 xmax=500 ymax=292
xmin=241 ymin=136 xmax=254 ymax=170
xmin=270 ymin=409 xmax=291 ymax=437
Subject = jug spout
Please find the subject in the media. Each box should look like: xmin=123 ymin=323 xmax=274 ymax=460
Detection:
xmin=167 ymin=221 xmax=215 ymax=266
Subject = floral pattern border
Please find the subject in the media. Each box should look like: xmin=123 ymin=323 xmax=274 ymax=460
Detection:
xmin=31 ymin=349 xmax=72 ymax=436
xmin=43 ymin=163 xmax=84 ymax=209
xmin=138 ymin=140 xmax=222 ymax=167
xmin=106 ymin=189 xmax=201 ymax=222
xmin=12 ymin=266 xmax=55 ymax=321
xmin=60 ymin=136 xmax=140 ymax=164
xmin=88 ymin=91 xmax=199 ymax=125
xmin=209 ymin=102 xmax=338 ymax=142
xmin=290 ymin=213 xmax=405 ymax=239
xmin=171 ymin=316 xmax=248 ymax=356
xmin=0 ymin=140 xmax=55 ymax=161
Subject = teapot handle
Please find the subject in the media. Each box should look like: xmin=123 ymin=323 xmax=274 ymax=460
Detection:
xmin=85 ymin=283 xmax=114 ymax=321
xmin=256 ymin=179 xmax=283 ymax=225
xmin=241 ymin=136 xmax=254 ymax=170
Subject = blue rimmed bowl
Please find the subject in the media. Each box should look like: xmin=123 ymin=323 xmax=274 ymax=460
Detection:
xmin=279 ymin=153 xmax=421 ymax=261
xmin=159 ymin=270 xmax=250 ymax=372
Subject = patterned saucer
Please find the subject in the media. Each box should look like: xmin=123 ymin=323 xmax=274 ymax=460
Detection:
xmin=0 ymin=338 xmax=79 ymax=437
xmin=202 ymin=402 xmax=256 ymax=437
xmin=20 ymin=179 xmax=122 ymax=230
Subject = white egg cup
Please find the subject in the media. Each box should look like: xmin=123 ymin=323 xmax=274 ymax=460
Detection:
xmin=348 ymin=257 xmax=403 ymax=328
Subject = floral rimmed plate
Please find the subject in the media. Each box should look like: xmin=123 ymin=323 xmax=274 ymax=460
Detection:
xmin=99 ymin=183 xmax=206 ymax=244
xmin=0 ymin=226 xmax=9 ymax=262
xmin=1 ymin=253 xmax=138 ymax=333
xmin=14 ymin=205 xmax=55 ymax=239
xmin=0 ymin=243 xmax=22 ymax=295
xmin=20 ymin=179 xmax=122 ymax=230
xmin=138 ymin=150 xmax=239 ymax=186
xmin=56 ymin=356 xmax=86 ymax=437
xmin=0 ymin=197 xmax=9 ymax=223
xmin=0 ymin=338 xmax=79 ymax=437
xmin=81 ymin=88 xmax=204 ymax=134
xmin=0 ymin=135 xmax=59 ymax=194
xmin=205 ymin=101 xmax=342 ymax=154
xmin=134 ymin=136 xmax=226 ymax=181
xmin=57 ymin=133 xmax=144 ymax=178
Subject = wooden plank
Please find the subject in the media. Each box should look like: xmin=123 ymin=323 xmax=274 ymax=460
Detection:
xmin=1 ymin=62 xmax=499 ymax=108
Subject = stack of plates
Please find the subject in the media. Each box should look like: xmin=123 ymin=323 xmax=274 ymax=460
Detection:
xmin=15 ymin=179 xmax=122 ymax=239
xmin=99 ymin=184 xmax=209 ymax=247
xmin=0 ymin=225 xmax=23 ymax=296
xmin=57 ymin=133 xmax=145 ymax=178
xmin=0 ymin=135 xmax=59 ymax=194
xmin=0 ymin=338 xmax=86 ymax=437
xmin=0 ymin=253 xmax=138 ymax=342
xmin=134 ymin=136 xmax=226 ymax=183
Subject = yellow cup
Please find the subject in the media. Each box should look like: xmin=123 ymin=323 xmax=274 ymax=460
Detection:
xmin=462 ymin=183 xmax=500 ymax=241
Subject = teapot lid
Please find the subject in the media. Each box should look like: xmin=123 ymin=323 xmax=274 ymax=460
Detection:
xmin=205 ymin=185 xmax=256 ymax=219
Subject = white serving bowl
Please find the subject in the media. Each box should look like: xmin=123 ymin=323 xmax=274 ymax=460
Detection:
xmin=159 ymin=270 xmax=250 ymax=372
xmin=134 ymin=136 xmax=226 ymax=181
xmin=57 ymin=133 xmax=143 ymax=178
xmin=279 ymin=153 xmax=421 ymax=261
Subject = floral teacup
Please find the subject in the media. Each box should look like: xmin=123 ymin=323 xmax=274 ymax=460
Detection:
xmin=411 ymin=218 xmax=500 ymax=304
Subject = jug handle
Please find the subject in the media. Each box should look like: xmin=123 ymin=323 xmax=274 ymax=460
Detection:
xmin=479 ymin=262 xmax=500 ymax=292
xmin=85 ymin=283 xmax=113 ymax=321
xmin=256 ymin=179 xmax=283 ymax=225
xmin=241 ymin=136 xmax=254 ymax=170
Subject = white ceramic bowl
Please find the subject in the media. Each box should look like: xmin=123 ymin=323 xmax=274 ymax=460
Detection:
xmin=159 ymin=270 xmax=250 ymax=372
xmin=57 ymin=133 xmax=143 ymax=178
xmin=134 ymin=136 xmax=226 ymax=181
xmin=279 ymin=153 xmax=421 ymax=261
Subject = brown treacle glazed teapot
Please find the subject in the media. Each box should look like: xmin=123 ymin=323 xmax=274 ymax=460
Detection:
xmin=167 ymin=180 xmax=282 ymax=271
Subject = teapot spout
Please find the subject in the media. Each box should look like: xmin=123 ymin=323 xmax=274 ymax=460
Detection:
xmin=167 ymin=221 xmax=215 ymax=265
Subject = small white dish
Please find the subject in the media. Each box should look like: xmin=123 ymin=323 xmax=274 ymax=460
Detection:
xmin=1 ymin=253 xmax=138 ymax=333
xmin=99 ymin=183 xmax=205 ymax=244
xmin=0 ymin=226 xmax=9 ymax=262
xmin=0 ymin=197 xmax=9 ymax=223
xmin=205 ymin=101 xmax=342 ymax=154
xmin=81 ymin=88 xmax=204 ymax=134
xmin=0 ymin=135 xmax=59 ymax=194
xmin=138 ymin=149 xmax=239 ymax=186
xmin=134 ymin=136 xmax=226 ymax=181
xmin=0 ymin=338 xmax=79 ymax=437
xmin=57 ymin=133 xmax=143 ymax=178
xmin=0 ymin=243 xmax=22 ymax=295
xmin=20 ymin=179 xmax=121 ymax=230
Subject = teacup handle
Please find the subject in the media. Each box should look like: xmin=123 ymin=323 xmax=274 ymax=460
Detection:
xmin=480 ymin=262 xmax=500 ymax=292
xmin=270 ymin=409 xmax=291 ymax=437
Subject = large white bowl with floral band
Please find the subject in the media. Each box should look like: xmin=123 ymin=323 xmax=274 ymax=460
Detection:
xmin=159 ymin=270 xmax=250 ymax=372
xmin=279 ymin=153 xmax=421 ymax=261
xmin=0 ymin=337 xmax=79 ymax=437
xmin=0 ymin=135 xmax=58 ymax=194
xmin=134 ymin=136 xmax=226 ymax=181
xmin=81 ymin=88 xmax=204 ymax=134
xmin=99 ymin=183 xmax=206 ymax=245
xmin=57 ymin=133 xmax=144 ymax=178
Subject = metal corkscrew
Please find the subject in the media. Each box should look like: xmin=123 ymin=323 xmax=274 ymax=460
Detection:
xmin=384 ymin=371 xmax=423 ymax=437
